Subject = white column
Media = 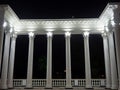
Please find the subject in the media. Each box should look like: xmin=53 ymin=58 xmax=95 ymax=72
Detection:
xmin=112 ymin=5 xmax=120 ymax=90
xmin=1 ymin=31 xmax=11 ymax=89
xmin=8 ymin=34 xmax=17 ymax=88
xmin=108 ymin=32 xmax=118 ymax=89
xmin=26 ymin=32 xmax=34 ymax=88
xmin=0 ymin=7 xmax=5 ymax=72
xmin=83 ymin=32 xmax=92 ymax=88
xmin=65 ymin=32 xmax=72 ymax=88
xmin=102 ymin=33 xmax=111 ymax=88
xmin=46 ymin=32 xmax=52 ymax=88
xmin=114 ymin=26 xmax=120 ymax=90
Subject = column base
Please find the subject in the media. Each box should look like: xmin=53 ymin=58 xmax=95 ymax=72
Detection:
xmin=111 ymin=85 xmax=118 ymax=90
xmin=0 ymin=85 xmax=7 ymax=90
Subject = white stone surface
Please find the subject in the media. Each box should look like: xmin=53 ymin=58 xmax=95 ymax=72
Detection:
xmin=84 ymin=33 xmax=92 ymax=88
xmin=1 ymin=32 xmax=11 ymax=89
xmin=26 ymin=34 xmax=34 ymax=88
xmin=8 ymin=34 xmax=17 ymax=88
xmin=46 ymin=34 xmax=52 ymax=88
xmin=65 ymin=34 xmax=72 ymax=88
xmin=102 ymin=33 xmax=111 ymax=88
xmin=109 ymin=32 xmax=118 ymax=89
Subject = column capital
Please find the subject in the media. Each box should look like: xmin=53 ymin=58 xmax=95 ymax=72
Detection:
xmin=28 ymin=32 xmax=34 ymax=38
xmin=11 ymin=33 xmax=17 ymax=39
xmin=83 ymin=31 xmax=89 ymax=38
xmin=65 ymin=32 xmax=71 ymax=37
xmin=4 ymin=27 xmax=11 ymax=34
xmin=101 ymin=32 xmax=108 ymax=37
xmin=47 ymin=32 xmax=53 ymax=37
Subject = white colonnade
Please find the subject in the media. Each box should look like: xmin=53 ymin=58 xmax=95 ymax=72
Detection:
xmin=0 ymin=30 xmax=119 ymax=89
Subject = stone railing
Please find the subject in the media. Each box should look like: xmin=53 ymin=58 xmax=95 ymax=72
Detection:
xmin=32 ymin=79 xmax=46 ymax=87
xmin=91 ymin=79 xmax=105 ymax=87
xmin=52 ymin=79 xmax=66 ymax=87
xmin=13 ymin=79 xmax=105 ymax=87
xmin=71 ymin=79 xmax=85 ymax=87
xmin=13 ymin=79 xmax=26 ymax=87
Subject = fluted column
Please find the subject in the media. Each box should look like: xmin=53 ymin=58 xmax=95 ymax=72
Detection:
xmin=8 ymin=34 xmax=17 ymax=88
xmin=1 ymin=31 xmax=11 ymax=89
xmin=46 ymin=32 xmax=52 ymax=88
xmin=26 ymin=32 xmax=34 ymax=88
xmin=102 ymin=33 xmax=111 ymax=88
xmin=108 ymin=32 xmax=118 ymax=89
xmin=83 ymin=32 xmax=92 ymax=88
xmin=65 ymin=32 xmax=72 ymax=88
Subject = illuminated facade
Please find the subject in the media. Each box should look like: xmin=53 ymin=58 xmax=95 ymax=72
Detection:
xmin=0 ymin=2 xmax=120 ymax=90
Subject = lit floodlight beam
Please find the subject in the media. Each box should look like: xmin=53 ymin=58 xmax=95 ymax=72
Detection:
xmin=3 ymin=21 xmax=7 ymax=27
xmin=65 ymin=32 xmax=71 ymax=36
xmin=28 ymin=32 xmax=34 ymax=37
xmin=64 ymin=28 xmax=72 ymax=32
xmin=47 ymin=32 xmax=52 ymax=37
xmin=84 ymin=31 xmax=89 ymax=36
xmin=46 ymin=28 xmax=54 ymax=32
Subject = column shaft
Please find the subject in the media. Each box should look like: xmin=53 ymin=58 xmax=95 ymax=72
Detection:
xmin=84 ymin=35 xmax=92 ymax=88
xmin=8 ymin=34 xmax=17 ymax=88
xmin=46 ymin=36 xmax=52 ymax=88
xmin=26 ymin=35 xmax=34 ymax=88
xmin=65 ymin=35 xmax=72 ymax=88
xmin=114 ymin=26 xmax=120 ymax=90
xmin=0 ymin=7 xmax=5 ymax=72
xmin=1 ymin=32 xmax=11 ymax=89
xmin=102 ymin=34 xmax=111 ymax=88
xmin=108 ymin=32 xmax=118 ymax=89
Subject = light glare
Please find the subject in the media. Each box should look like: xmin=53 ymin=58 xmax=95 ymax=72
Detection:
xmin=64 ymin=28 xmax=72 ymax=32
xmin=46 ymin=29 xmax=54 ymax=32
xmin=105 ymin=26 xmax=109 ymax=32
xmin=3 ymin=22 xmax=7 ymax=27
xmin=65 ymin=32 xmax=71 ymax=36
xmin=84 ymin=31 xmax=89 ymax=36
xmin=47 ymin=32 xmax=52 ymax=37
xmin=29 ymin=32 xmax=34 ymax=37
xmin=10 ymin=28 xmax=13 ymax=33
xmin=111 ymin=20 xmax=115 ymax=26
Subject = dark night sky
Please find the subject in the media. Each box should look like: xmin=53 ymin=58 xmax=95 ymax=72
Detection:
xmin=0 ymin=0 xmax=119 ymax=19
xmin=0 ymin=0 xmax=119 ymax=79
